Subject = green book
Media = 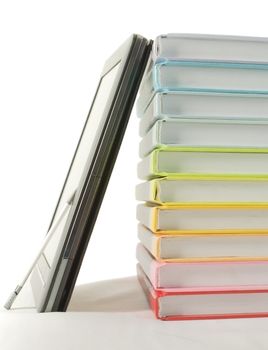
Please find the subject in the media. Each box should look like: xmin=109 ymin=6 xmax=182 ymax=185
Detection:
xmin=138 ymin=147 xmax=268 ymax=179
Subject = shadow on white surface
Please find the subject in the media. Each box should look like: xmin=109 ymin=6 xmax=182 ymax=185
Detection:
xmin=68 ymin=276 xmax=148 ymax=312
xmin=2 ymin=275 xmax=147 ymax=313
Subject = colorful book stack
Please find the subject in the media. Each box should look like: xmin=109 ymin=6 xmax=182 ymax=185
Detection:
xmin=136 ymin=34 xmax=268 ymax=321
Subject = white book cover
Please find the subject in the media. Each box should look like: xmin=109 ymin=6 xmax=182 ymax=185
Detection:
xmin=137 ymin=224 xmax=268 ymax=262
xmin=153 ymin=34 xmax=268 ymax=63
xmin=136 ymin=177 xmax=268 ymax=204
xmin=137 ymin=148 xmax=268 ymax=179
xmin=137 ymin=264 xmax=268 ymax=320
xmin=139 ymin=119 xmax=268 ymax=157
xmin=154 ymin=62 xmax=268 ymax=91
xmin=136 ymin=243 xmax=268 ymax=288
xmin=137 ymin=92 xmax=268 ymax=136
xmin=137 ymin=62 xmax=268 ymax=118
xmin=136 ymin=203 xmax=268 ymax=234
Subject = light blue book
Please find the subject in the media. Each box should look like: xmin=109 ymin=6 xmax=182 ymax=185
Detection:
xmin=154 ymin=61 xmax=268 ymax=92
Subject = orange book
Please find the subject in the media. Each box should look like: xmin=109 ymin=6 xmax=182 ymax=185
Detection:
xmin=137 ymin=224 xmax=268 ymax=262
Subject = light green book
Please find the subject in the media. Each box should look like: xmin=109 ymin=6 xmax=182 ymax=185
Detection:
xmin=137 ymin=147 xmax=268 ymax=179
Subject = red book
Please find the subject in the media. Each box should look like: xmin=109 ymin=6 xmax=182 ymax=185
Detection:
xmin=137 ymin=264 xmax=268 ymax=321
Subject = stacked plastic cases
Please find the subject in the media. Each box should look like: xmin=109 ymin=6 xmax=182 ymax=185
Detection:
xmin=136 ymin=34 xmax=268 ymax=321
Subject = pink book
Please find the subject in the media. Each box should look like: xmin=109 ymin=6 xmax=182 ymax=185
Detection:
xmin=136 ymin=243 xmax=268 ymax=289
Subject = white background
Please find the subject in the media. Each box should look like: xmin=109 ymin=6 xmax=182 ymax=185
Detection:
xmin=1 ymin=0 xmax=268 ymax=306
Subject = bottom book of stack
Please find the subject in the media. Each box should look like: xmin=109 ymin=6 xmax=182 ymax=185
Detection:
xmin=137 ymin=243 xmax=268 ymax=321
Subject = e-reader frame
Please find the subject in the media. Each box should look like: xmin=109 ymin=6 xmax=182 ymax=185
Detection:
xmin=5 ymin=34 xmax=152 ymax=312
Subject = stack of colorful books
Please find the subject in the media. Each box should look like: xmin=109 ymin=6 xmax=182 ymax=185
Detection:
xmin=136 ymin=34 xmax=268 ymax=321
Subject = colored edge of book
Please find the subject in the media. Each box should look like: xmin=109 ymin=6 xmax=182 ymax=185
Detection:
xmin=137 ymin=263 xmax=268 ymax=321
xmin=152 ymin=61 xmax=268 ymax=93
xmin=137 ymin=224 xmax=268 ymax=262
xmin=136 ymin=203 xmax=268 ymax=234
xmin=137 ymin=147 xmax=268 ymax=179
xmin=137 ymin=33 xmax=268 ymax=321
xmin=137 ymin=92 xmax=268 ymax=137
xmin=135 ymin=177 xmax=268 ymax=205
xmin=137 ymin=68 xmax=268 ymax=121
xmin=136 ymin=243 xmax=268 ymax=289
xmin=139 ymin=119 xmax=268 ymax=157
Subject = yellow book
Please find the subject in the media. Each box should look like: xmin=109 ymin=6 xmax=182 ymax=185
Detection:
xmin=137 ymin=203 xmax=268 ymax=234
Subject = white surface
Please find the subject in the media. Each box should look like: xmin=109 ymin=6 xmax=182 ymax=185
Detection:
xmin=1 ymin=276 xmax=268 ymax=350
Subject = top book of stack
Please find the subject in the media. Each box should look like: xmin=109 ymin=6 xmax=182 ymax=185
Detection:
xmin=151 ymin=34 xmax=268 ymax=63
